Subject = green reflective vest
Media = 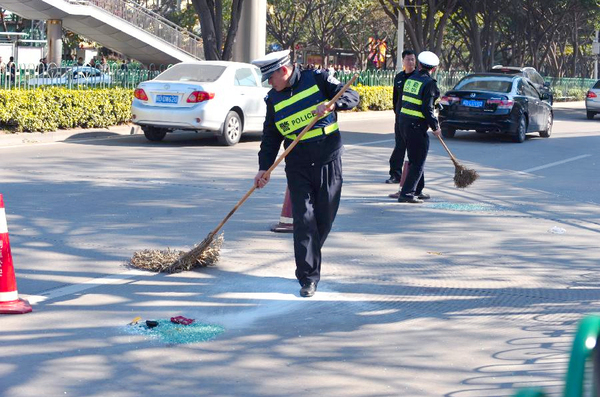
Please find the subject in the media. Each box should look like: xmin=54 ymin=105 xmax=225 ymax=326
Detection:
xmin=400 ymin=72 xmax=430 ymax=119
xmin=269 ymin=71 xmax=339 ymax=141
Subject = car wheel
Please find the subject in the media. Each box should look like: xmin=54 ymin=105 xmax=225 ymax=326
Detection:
xmin=218 ymin=111 xmax=242 ymax=146
xmin=512 ymin=113 xmax=527 ymax=143
xmin=587 ymin=111 xmax=596 ymax=120
xmin=539 ymin=112 xmax=552 ymax=138
xmin=142 ymin=126 xmax=167 ymax=142
xmin=441 ymin=127 xmax=456 ymax=138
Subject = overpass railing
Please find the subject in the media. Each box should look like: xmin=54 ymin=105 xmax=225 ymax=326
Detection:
xmin=64 ymin=0 xmax=204 ymax=59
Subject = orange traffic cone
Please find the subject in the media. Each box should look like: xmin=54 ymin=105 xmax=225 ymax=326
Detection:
xmin=270 ymin=187 xmax=294 ymax=233
xmin=0 ymin=194 xmax=32 ymax=314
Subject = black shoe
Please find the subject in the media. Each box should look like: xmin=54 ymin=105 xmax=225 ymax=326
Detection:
xmin=300 ymin=281 xmax=317 ymax=297
xmin=398 ymin=195 xmax=424 ymax=204
xmin=385 ymin=176 xmax=400 ymax=184
xmin=417 ymin=193 xmax=431 ymax=200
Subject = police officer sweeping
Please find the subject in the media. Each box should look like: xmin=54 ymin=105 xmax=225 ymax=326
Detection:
xmin=252 ymin=50 xmax=359 ymax=297
xmin=397 ymin=51 xmax=441 ymax=203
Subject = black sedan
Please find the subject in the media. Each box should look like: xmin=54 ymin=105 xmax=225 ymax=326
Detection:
xmin=438 ymin=73 xmax=553 ymax=143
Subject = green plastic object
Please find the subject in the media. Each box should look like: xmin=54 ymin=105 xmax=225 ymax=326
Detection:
xmin=513 ymin=388 xmax=547 ymax=397
xmin=513 ymin=315 xmax=600 ymax=397
xmin=563 ymin=316 xmax=600 ymax=397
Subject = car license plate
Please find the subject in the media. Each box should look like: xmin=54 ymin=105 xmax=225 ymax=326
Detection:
xmin=156 ymin=94 xmax=178 ymax=104
xmin=461 ymin=99 xmax=484 ymax=108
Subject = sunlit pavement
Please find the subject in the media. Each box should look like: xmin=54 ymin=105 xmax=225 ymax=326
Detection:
xmin=0 ymin=101 xmax=599 ymax=396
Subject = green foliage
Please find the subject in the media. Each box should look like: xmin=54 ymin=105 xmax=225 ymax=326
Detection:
xmin=0 ymin=87 xmax=133 ymax=132
xmin=354 ymin=85 xmax=393 ymax=111
xmin=167 ymin=4 xmax=201 ymax=34
xmin=550 ymin=87 xmax=588 ymax=101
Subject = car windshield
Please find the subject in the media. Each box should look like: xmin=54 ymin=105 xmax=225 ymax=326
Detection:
xmin=593 ymin=80 xmax=600 ymax=89
xmin=155 ymin=64 xmax=226 ymax=82
xmin=454 ymin=76 xmax=513 ymax=93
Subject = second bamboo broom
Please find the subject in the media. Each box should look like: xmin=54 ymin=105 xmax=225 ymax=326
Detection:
xmin=436 ymin=134 xmax=479 ymax=188
xmin=129 ymin=74 xmax=359 ymax=273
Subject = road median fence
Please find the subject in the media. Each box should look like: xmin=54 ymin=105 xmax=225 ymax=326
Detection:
xmin=336 ymin=70 xmax=595 ymax=101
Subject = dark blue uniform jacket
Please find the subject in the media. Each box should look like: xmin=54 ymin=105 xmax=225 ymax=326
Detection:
xmin=258 ymin=67 xmax=359 ymax=169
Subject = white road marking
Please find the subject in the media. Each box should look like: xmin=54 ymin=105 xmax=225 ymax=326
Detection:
xmin=521 ymin=154 xmax=591 ymax=173
xmin=345 ymin=138 xmax=394 ymax=147
xmin=23 ymin=269 xmax=148 ymax=304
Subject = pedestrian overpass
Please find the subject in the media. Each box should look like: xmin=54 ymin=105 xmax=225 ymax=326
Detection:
xmin=0 ymin=0 xmax=203 ymax=65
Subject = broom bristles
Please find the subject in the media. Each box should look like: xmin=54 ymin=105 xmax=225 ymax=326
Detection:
xmin=128 ymin=233 xmax=224 ymax=273
xmin=453 ymin=162 xmax=479 ymax=188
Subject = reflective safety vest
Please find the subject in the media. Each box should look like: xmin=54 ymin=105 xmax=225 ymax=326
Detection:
xmin=269 ymin=70 xmax=339 ymax=141
xmin=400 ymin=72 xmax=431 ymax=120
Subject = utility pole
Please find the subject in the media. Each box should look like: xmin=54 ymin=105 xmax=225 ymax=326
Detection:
xmin=396 ymin=0 xmax=405 ymax=72
xmin=232 ymin=0 xmax=266 ymax=63
xmin=594 ymin=30 xmax=599 ymax=80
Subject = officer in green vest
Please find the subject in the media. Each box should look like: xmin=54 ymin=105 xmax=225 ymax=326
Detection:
xmin=397 ymin=51 xmax=442 ymax=203
xmin=251 ymin=50 xmax=359 ymax=297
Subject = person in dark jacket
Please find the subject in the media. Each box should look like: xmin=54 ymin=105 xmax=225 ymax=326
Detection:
xmin=252 ymin=50 xmax=359 ymax=297
xmin=397 ymin=51 xmax=441 ymax=204
xmin=387 ymin=50 xmax=416 ymax=189
xmin=385 ymin=50 xmax=417 ymax=185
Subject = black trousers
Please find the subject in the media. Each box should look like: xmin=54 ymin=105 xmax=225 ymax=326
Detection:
xmin=399 ymin=120 xmax=428 ymax=197
xmin=286 ymin=158 xmax=342 ymax=286
xmin=388 ymin=115 xmax=407 ymax=179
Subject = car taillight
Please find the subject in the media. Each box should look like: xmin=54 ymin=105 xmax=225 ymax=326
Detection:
xmin=487 ymin=99 xmax=514 ymax=109
xmin=440 ymin=95 xmax=459 ymax=105
xmin=134 ymin=88 xmax=148 ymax=101
xmin=187 ymin=91 xmax=215 ymax=103
xmin=587 ymin=91 xmax=597 ymax=98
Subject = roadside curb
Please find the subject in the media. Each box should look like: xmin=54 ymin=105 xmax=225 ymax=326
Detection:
xmin=0 ymin=124 xmax=136 ymax=147
xmin=552 ymin=100 xmax=585 ymax=109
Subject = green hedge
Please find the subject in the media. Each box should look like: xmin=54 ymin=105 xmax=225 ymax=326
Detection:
xmin=0 ymin=87 xmax=133 ymax=132
xmin=354 ymin=85 xmax=393 ymax=111
xmin=0 ymin=86 xmax=397 ymax=133
xmin=551 ymin=87 xmax=588 ymax=101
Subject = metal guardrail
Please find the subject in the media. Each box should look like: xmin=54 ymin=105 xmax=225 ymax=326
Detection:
xmin=0 ymin=62 xmax=169 ymax=89
xmin=335 ymin=69 xmax=596 ymax=98
xmin=335 ymin=69 xmax=468 ymax=93
xmin=1 ymin=63 xmax=596 ymax=93
xmin=64 ymin=0 xmax=204 ymax=59
xmin=546 ymin=77 xmax=598 ymax=98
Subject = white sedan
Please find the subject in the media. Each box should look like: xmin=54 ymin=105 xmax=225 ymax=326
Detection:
xmin=131 ymin=61 xmax=270 ymax=145
xmin=28 ymin=66 xmax=112 ymax=87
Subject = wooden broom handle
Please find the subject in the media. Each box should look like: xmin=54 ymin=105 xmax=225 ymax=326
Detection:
xmin=436 ymin=134 xmax=458 ymax=163
xmin=206 ymin=74 xmax=359 ymax=238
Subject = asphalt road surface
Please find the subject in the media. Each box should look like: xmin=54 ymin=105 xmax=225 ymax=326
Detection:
xmin=1 ymin=102 xmax=599 ymax=397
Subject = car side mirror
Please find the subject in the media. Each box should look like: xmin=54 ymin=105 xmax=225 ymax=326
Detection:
xmin=540 ymin=92 xmax=550 ymax=100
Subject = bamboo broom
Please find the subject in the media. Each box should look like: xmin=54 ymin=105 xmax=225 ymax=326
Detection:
xmin=436 ymin=134 xmax=479 ymax=188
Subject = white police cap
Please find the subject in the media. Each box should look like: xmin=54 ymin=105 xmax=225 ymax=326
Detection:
xmin=418 ymin=51 xmax=440 ymax=68
xmin=251 ymin=49 xmax=291 ymax=81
